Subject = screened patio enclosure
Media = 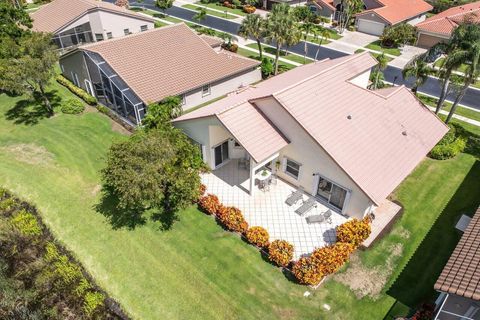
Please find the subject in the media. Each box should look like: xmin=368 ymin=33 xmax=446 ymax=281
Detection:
xmin=52 ymin=22 xmax=95 ymax=49
xmin=83 ymin=51 xmax=145 ymax=125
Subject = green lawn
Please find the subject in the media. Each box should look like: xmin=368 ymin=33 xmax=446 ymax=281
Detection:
xmin=0 ymin=79 xmax=479 ymax=319
xmin=195 ymin=1 xmax=246 ymax=16
xmin=355 ymin=48 xmax=394 ymax=62
xmin=434 ymin=57 xmax=469 ymax=73
xmin=246 ymin=43 xmax=313 ymax=65
xmin=183 ymin=4 xmax=238 ymax=20
xmin=418 ymin=94 xmax=480 ymax=123
xmin=236 ymin=47 xmax=296 ymax=71
xmin=365 ymin=40 xmax=401 ymax=56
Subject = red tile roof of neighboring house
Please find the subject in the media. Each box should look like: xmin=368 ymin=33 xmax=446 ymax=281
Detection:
xmin=435 ymin=207 xmax=480 ymax=301
xmin=78 ymin=24 xmax=259 ymax=104
xmin=30 ymin=0 xmax=154 ymax=33
xmin=175 ymin=53 xmax=448 ymax=204
xmin=314 ymin=0 xmax=336 ymax=11
xmin=357 ymin=0 xmax=433 ymax=25
xmin=417 ymin=1 xmax=480 ymax=36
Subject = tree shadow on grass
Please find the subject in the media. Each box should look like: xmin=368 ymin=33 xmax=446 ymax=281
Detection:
xmin=386 ymin=160 xmax=480 ymax=309
xmin=5 ymin=91 xmax=62 ymax=125
xmin=95 ymin=186 xmax=179 ymax=231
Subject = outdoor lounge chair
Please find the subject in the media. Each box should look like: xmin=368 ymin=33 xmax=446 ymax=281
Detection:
xmin=306 ymin=210 xmax=333 ymax=224
xmin=295 ymin=197 xmax=317 ymax=216
xmin=285 ymin=186 xmax=304 ymax=206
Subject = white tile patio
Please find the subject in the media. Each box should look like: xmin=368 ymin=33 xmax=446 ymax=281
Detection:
xmin=202 ymin=159 xmax=348 ymax=260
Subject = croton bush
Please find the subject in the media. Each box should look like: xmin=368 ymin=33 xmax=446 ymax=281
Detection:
xmin=336 ymin=217 xmax=372 ymax=247
xmin=311 ymin=242 xmax=355 ymax=275
xmin=198 ymin=194 xmax=221 ymax=215
xmin=292 ymin=256 xmax=324 ymax=285
xmin=268 ymin=239 xmax=294 ymax=267
xmin=245 ymin=226 xmax=269 ymax=247
xmin=243 ymin=5 xmax=256 ymax=13
xmin=199 ymin=184 xmax=207 ymax=198
xmin=217 ymin=206 xmax=249 ymax=233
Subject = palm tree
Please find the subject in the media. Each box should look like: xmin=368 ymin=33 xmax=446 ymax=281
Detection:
xmin=284 ymin=23 xmax=302 ymax=56
xmin=402 ymin=55 xmax=433 ymax=95
xmin=370 ymin=53 xmax=388 ymax=90
xmin=337 ymin=0 xmax=363 ymax=34
xmin=264 ymin=3 xmax=295 ymax=75
xmin=238 ymin=14 xmax=265 ymax=60
xmin=445 ymin=24 xmax=480 ymax=124
xmin=314 ymin=27 xmax=330 ymax=61
xmin=193 ymin=7 xmax=207 ymax=22
xmin=300 ymin=22 xmax=315 ymax=64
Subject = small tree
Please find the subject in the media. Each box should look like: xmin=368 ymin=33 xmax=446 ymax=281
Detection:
xmin=101 ymin=128 xmax=204 ymax=227
xmin=370 ymin=53 xmax=388 ymax=90
xmin=193 ymin=7 xmax=207 ymax=22
xmin=155 ymin=0 xmax=174 ymax=15
xmin=402 ymin=55 xmax=433 ymax=95
xmin=142 ymin=96 xmax=183 ymax=129
xmin=0 ymin=32 xmax=58 ymax=115
xmin=381 ymin=23 xmax=417 ymax=48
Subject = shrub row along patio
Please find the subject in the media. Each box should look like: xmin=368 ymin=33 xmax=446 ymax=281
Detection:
xmin=0 ymin=81 xmax=479 ymax=319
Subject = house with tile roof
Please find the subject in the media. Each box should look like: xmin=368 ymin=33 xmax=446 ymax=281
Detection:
xmin=309 ymin=0 xmax=432 ymax=35
xmin=30 ymin=0 xmax=155 ymax=49
xmin=59 ymin=23 xmax=261 ymax=125
xmin=433 ymin=206 xmax=480 ymax=319
xmin=173 ymin=52 xmax=448 ymax=219
xmin=416 ymin=1 xmax=480 ymax=48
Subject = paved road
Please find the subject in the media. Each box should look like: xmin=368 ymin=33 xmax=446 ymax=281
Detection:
xmin=122 ymin=1 xmax=480 ymax=110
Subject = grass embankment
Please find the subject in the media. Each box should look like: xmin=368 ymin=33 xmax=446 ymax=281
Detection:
xmin=183 ymin=4 xmax=238 ymax=20
xmin=0 ymin=79 xmax=478 ymax=319
xmin=246 ymin=43 xmax=313 ymax=65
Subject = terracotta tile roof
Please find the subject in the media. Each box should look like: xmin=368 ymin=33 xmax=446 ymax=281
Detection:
xmin=30 ymin=0 xmax=154 ymax=33
xmin=216 ymin=102 xmax=289 ymax=162
xmin=435 ymin=207 xmax=480 ymax=301
xmin=175 ymin=53 xmax=448 ymax=204
xmin=417 ymin=1 xmax=480 ymax=36
xmin=79 ymin=24 xmax=259 ymax=104
xmin=314 ymin=0 xmax=335 ymax=11
xmin=357 ymin=0 xmax=433 ymax=25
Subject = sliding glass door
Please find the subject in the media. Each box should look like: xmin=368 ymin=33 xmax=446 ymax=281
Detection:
xmin=316 ymin=176 xmax=348 ymax=211
xmin=214 ymin=141 xmax=229 ymax=167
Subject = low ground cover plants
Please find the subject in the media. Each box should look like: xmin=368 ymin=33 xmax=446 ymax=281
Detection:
xmin=61 ymin=98 xmax=85 ymax=114
xmin=0 ymin=188 xmax=126 ymax=319
xmin=56 ymin=75 xmax=97 ymax=105
xmin=430 ymin=124 xmax=467 ymax=160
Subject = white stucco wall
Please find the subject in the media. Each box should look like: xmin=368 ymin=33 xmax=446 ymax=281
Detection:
xmin=405 ymin=14 xmax=427 ymax=26
xmin=349 ymin=69 xmax=371 ymax=89
xmin=89 ymin=10 xmax=154 ymax=39
xmin=182 ymin=68 xmax=261 ymax=111
xmin=253 ymin=97 xmax=374 ymax=218
xmin=57 ymin=14 xmax=91 ymax=33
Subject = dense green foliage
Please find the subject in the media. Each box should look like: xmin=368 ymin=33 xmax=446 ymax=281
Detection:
xmin=56 ymin=74 xmax=98 ymax=105
xmin=429 ymin=0 xmax=477 ymax=13
xmin=0 ymin=189 xmax=121 ymax=319
xmin=61 ymin=98 xmax=85 ymax=114
xmin=430 ymin=124 xmax=467 ymax=159
xmin=381 ymin=23 xmax=417 ymax=47
xmin=0 ymin=1 xmax=32 ymax=45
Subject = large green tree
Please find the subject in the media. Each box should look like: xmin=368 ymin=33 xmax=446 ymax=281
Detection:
xmin=101 ymin=124 xmax=204 ymax=228
xmin=0 ymin=32 xmax=58 ymax=114
xmin=142 ymin=96 xmax=183 ymax=129
xmin=156 ymin=0 xmax=174 ymax=14
xmin=238 ymin=14 xmax=265 ymax=60
xmin=0 ymin=1 xmax=31 ymax=41
xmin=264 ymin=3 xmax=299 ymax=75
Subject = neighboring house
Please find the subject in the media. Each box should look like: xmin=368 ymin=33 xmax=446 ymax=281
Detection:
xmin=173 ymin=52 xmax=448 ymax=219
xmin=416 ymin=1 xmax=480 ymax=48
xmin=309 ymin=0 xmax=432 ymax=35
xmin=30 ymin=0 xmax=155 ymax=49
xmin=59 ymin=23 xmax=261 ymax=125
xmin=434 ymin=207 xmax=480 ymax=320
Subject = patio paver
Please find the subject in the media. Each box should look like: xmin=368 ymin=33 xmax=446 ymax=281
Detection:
xmin=202 ymin=159 xmax=348 ymax=259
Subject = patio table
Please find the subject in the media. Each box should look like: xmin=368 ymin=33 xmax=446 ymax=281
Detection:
xmin=255 ymin=170 xmax=271 ymax=191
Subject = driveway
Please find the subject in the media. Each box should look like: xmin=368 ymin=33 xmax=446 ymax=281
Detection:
xmin=389 ymin=45 xmax=428 ymax=69
xmin=324 ymin=30 xmax=378 ymax=54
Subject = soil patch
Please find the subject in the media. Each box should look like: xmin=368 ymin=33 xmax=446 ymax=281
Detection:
xmin=2 ymin=143 xmax=55 ymax=166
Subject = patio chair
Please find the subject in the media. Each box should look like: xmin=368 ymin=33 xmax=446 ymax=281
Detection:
xmin=306 ymin=210 xmax=333 ymax=224
xmin=268 ymin=174 xmax=277 ymax=186
xmin=285 ymin=186 xmax=304 ymax=206
xmin=295 ymin=197 xmax=317 ymax=216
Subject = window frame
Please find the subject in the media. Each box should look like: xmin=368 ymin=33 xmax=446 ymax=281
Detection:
xmin=123 ymin=28 xmax=130 ymax=36
xmin=315 ymin=174 xmax=350 ymax=212
xmin=95 ymin=33 xmax=104 ymax=41
xmin=284 ymin=158 xmax=301 ymax=180
xmin=202 ymin=84 xmax=211 ymax=97
xmin=106 ymin=32 xmax=113 ymax=39
xmin=140 ymin=25 xmax=148 ymax=32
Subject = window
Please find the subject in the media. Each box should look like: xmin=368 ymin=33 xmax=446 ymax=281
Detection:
xmin=316 ymin=176 xmax=348 ymax=211
xmin=124 ymin=28 xmax=130 ymax=35
xmin=202 ymin=84 xmax=211 ymax=97
xmin=234 ymin=140 xmax=241 ymax=148
xmin=214 ymin=141 xmax=229 ymax=167
xmin=95 ymin=33 xmax=104 ymax=41
xmin=141 ymin=25 xmax=148 ymax=32
xmin=106 ymin=32 xmax=113 ymax=39
xmin=284 ymin=158 xmax=301 ymax=179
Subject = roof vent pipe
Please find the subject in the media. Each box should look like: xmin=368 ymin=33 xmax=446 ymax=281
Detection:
xmin=402 ymin=131 xmax=407 ymax=136
xmin=347 ymin=115 xmax=352 ymax=120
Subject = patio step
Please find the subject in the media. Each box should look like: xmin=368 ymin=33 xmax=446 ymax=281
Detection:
xmin=361 ymin=200 xmax=403 ymax=248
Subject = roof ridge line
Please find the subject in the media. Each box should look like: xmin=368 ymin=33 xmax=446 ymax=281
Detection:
xmin=272 ymin=52 xmax=371 ymax=97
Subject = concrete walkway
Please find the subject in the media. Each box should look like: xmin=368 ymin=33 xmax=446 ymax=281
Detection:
xmin=389 ymin=45 xmax=427 ymax=69
xmin=324 ymin=30 xmax=378 ymax=54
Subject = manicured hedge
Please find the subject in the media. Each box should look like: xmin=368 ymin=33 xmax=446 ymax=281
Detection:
xmin=0 ymin=188 xmax=126 ymax=319
xmin=56 ymin=75 xmax=97 ymax=106
xmin=61 ymin=98 xmax=85 ymax=114
xmin=430 ymin=125 xmax=467 ymax=160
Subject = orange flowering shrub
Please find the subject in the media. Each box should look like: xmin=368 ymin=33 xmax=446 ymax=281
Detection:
xmin=243 ymin=5 xmax=256 ymax=13
xmin=336 ymin=217 xmax=371 ymax=247
xmin=268 ymin=240 xmax=294 ymax=267
xmin=292 ymin=256 xmax=324 ymax=285
xmin=245 ymin=226 xmax=269 ymax=247
xmin=217 ymin=206 xmax=249 ymax=233
xmin=199 ymin=184 xmax=207 ymax=197
xmin=311 ymin=242 xmax=355 ymax=275
xmin=198 ymin=194 xmax=220 ymax=215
